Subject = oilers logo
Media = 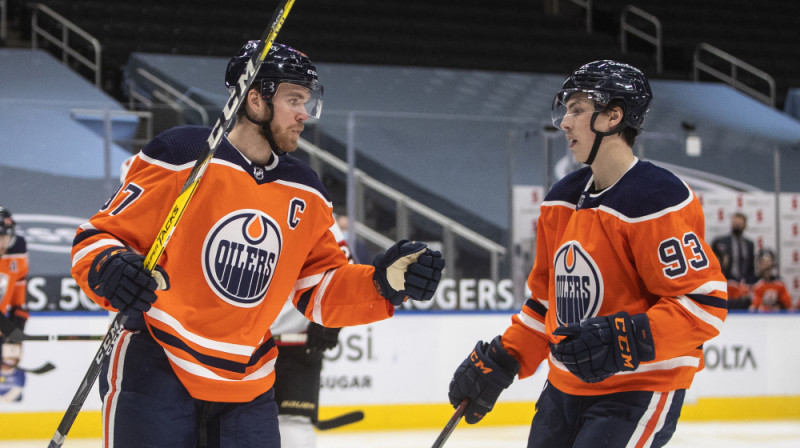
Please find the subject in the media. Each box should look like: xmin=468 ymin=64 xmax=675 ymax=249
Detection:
xmin=553 ymin=241 xmax=603 ymax=325
xmin=202 ymin=210 xmax=281 ymax=308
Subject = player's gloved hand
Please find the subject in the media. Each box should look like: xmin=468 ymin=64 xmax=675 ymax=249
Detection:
xmin=1 ymin=341 xmax=22 ymax=369
xmin=372 ymin=239 xmax=445 ymax=306
xmin=448 ymin=336 xmax=520 ymax=424
xmin=551 ymin=311 xmax=655 ymax=383
xmin=305 ymin=321 xmax=341 ymax=359
xmin=88 ymin=248 xmax=169 ymax=317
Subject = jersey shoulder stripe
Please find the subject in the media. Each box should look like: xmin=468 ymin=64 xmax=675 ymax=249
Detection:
xmin=594 ymin=161 xmax=692 ymax=220
xmin=141 ymin=125 xmax=210 ymax=166
xmin=544 ymin=166 xmax=592 ymax=204
xmin=139 ymin=125 xmax=331 ymax=203
xmin=4 ymin=236 xmax=27 ymax=255
xmin=270 ymin=154 xmax=332 ymax=203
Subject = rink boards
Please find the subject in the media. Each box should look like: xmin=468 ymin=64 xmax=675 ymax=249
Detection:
xmin=1 ymin=312 xmax=798 ymax=439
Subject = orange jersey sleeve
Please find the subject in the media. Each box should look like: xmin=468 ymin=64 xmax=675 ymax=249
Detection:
xmin=71 ymin=126 xmax=392 ymax=402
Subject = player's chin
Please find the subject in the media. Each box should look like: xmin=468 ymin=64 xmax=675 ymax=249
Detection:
xmin=279 ymin=138 xmax=299 ymax=153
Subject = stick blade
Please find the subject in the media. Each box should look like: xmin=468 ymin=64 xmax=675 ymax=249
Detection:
xmin=315 ymin=410 xmax=365 ymax=430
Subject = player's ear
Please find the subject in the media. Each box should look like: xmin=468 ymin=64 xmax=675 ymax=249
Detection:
xmin=607 ymin=105 xmax=623 ymax=127
xmin=244 ymin=88 xmax=266 ymax=115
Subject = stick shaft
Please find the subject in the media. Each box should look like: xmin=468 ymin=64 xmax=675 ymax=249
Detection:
xmin=431 ymin=400 xmax=468 ymax=448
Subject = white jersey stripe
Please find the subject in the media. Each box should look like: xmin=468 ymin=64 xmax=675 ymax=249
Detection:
xmin=517 ymin=310 xmax=546 ymax=335
xmin=312 ymin=268 xmax=338 ymax=325
xmin=103 ymin=330 xmax=133 ymax=448
xmin=71 ymin=238 xmax=125 ymax=266
xmin=164 ymin=349 xmax=276 ymax=382
xmin=146 ymin=307 xmax=256 ymax=356
xmin=676 ymin=295 xmax=725 ymax=331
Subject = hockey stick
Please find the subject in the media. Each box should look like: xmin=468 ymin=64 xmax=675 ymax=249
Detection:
xmin=13 ymin=362 xmax=56 ymax=375
xmin=46 ymin=2 xmax=297 ymax=447
xmin=431 ymin=399 xmax=469 ymax=448
xmin=23 ymin=334 xmax=104 ymax=341
xmin=0 ymin=314 xmax=103 ymax=341
xmin=314 ymin=410 xmax=365 ymax=430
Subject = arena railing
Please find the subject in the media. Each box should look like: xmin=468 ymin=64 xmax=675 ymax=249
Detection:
xmin=31 ymin=3 xmax=101 ymax=88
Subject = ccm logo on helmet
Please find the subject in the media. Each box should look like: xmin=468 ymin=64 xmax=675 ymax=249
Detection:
xmin=202 ymin=210 xmax=281 ymax=308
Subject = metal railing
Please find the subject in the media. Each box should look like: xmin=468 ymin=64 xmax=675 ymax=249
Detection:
xmin=620 ymin=5 xmax=663 ymax=74
xmin=31 ymin=3 xmax=101 ymax=87
xmin=69 ymin=108 xmax=154 ymax=149
xmin=693 ymin=42 xmax=776 ymax=107
xmin=296 ymin=137 xmax=508 ymax=282
xmin=128 ymin=67 xmax=210 ymax=126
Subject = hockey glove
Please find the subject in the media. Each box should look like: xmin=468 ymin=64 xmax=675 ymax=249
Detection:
xmin=88 ymin=248 xmax=169 ymax=317
xmin=305 ymin=322 xmax=341 ymax=359
xmin=372 ymin=240 xmax=444 ymax=306
xmin=448 ymin=336 xmax=520 ymax=424
xmin=551 ymin=311 xmax=655 ymax=383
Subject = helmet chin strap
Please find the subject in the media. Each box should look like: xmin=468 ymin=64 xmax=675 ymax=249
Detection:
xmin=243 ymin=102 xmax=285 ymax=157
xmin=584 ymin=112 xmax=624 ymax=165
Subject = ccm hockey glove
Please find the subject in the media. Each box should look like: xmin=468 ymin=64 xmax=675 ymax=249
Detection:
xmin=449 ymin=336 xmax=520 ymax=424
xmin=88 ymin=248 xmax=169 ymax=317
xmin=551 ymin=311 xmax=655 ymax=383
xmin=372 ymin=240 xmax=444 ymax=305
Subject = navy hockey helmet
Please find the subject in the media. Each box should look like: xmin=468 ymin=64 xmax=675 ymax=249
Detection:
xmin=225 ymin=41 xmax=323 ymax=118
xmin=0 ymin=206 xmax=15 ymax=237
xmin=551 ymin=60 xmax=652 ymax=134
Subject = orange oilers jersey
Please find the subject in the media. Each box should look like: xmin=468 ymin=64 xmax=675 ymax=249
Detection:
xmin=71 ymin=125 xmax=394 ymax=402
xmin=502 ymin=159 xmax=728 ymax=396
xmin=0 ymin=236 xmax=29 ymax=321
xmin=750 ymin=279 xmax=793 ymax=311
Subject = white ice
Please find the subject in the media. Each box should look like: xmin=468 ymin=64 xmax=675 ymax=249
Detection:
xmin=3 ymin=421 xmax=800 ymax=447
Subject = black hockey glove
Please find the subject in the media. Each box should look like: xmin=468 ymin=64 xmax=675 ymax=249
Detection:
xmin=372 ymin=240 xmax=444 ymax=306
xmin=551 ymin=311 xmax=655 ymax=383
xmin=88 ymin=248 xmax=169 ymax=317
xmin=305 ymin=322 xmax=341 ymax=359
xmin=448 ymin=336 xmax=520 ymax=424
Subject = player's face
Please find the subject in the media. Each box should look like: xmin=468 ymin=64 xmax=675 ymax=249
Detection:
xmin=269 ymin=83 xmax=311 ymax=153
xmin=0 ymin=234 xmax=10 ymax=256
xmin=560 ymin=93 xmax=597 ymax=162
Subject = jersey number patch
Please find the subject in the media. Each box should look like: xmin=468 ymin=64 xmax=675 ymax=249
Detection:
xmin=658 ymin=232 xmax=709 ymax=278
xmin=101 ymin=183 xmax=144 ymax=215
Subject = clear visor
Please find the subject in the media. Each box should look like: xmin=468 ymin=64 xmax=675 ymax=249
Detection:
xmin=550 ymin=89 xmax=609 ymax=128
xmin=271 ymin=83 xmax=324 ymax=119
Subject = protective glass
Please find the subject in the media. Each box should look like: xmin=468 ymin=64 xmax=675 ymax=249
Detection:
xmin=551 ymin=90 xmax=610 ymax=128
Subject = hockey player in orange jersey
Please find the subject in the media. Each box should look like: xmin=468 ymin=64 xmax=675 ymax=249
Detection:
xmin=448 ymin=61 xmax=727 ymax=448
xmin=749 ymin=249 xmax=795 ymax=312
xmin=71 ymin=41 xmax=444 ymax=448
xmin=0 ymin=207 xmax=29 ymax=373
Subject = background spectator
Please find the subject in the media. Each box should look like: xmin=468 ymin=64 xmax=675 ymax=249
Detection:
xmin=749 ymin=249 xmax=795 ymax=312
xmin=711 ymin=212 xmax=757 ymax=309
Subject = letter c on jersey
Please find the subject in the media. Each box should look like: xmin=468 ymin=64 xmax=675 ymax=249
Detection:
xmin=202 ymin=210 xmax=282 ymax=308
xmin=288 ymin=198 xmax=305 ymax=229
